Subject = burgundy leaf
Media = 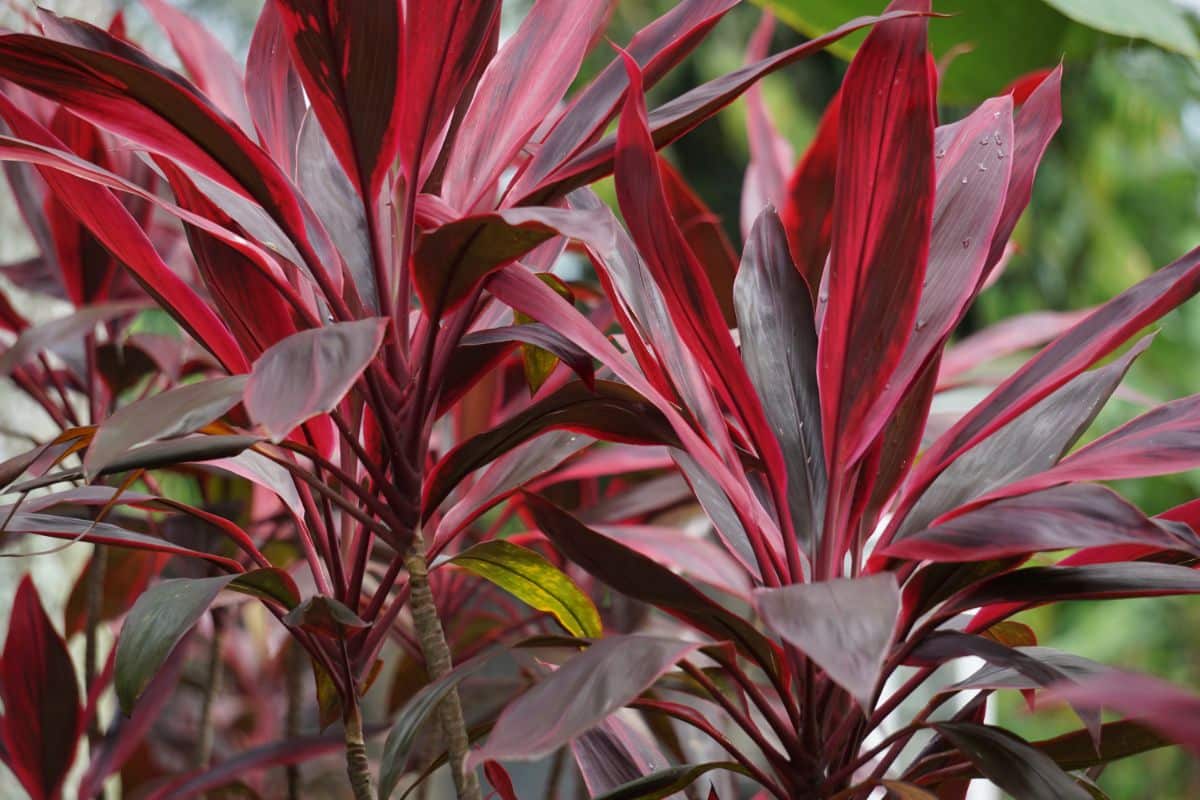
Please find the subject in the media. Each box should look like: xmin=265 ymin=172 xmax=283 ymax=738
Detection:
xmin=818 ymin=0 xmax=935 ymax=496
xmin=245 ymin=0 xmax=306 ymax=175
xmin=443 ymin=0 xmax=610 ymax=211
xmin=274 ymin=0 xmax=401 ymax=201
xmin=741 ymin=13 xmax=794 ymax=237
xmin=244 ymin=319 xmax=387 ymax=442
xmin=459 ymin=323 xmax=594 ymax=388
xmin=929 ymin=723 xmax=1089 ymax=800
xmin=0 ymin=300 xmax=144 ymax=377
xmin=0 ymin=576 xmax=81 ymax=800
xmin=780 ymin=88 xmax=839 ymax=301
xmin=282 ymin=595 xmax=370 ymax=639
xmin=755 ymin=574 xmax=900 ymax=706
xmin=472 ymin=635 xmax=699 ymax=764
xmin=948 ymin=563 xmax=1200 ymax=615
xmin=938 ymin=309 xmax=1092 ymax=386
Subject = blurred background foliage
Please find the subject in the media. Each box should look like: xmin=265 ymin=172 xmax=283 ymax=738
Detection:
xmin=2 ymin=0 xmax=1200 ymax=796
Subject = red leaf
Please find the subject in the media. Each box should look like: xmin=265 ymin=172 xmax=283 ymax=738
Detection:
xmin=818 ymin=0 xmax=936 ymax=514
xmin=443 ymin=0 xmax=610 ymax=211
xmin=274 ymin=0 xmax=401 ymax=202
xmin=245 ymin=0 xmax=306 ymax=175
xmin=484 ymin=761 xmax=519 ymax=800
xmin=741 ymin=13 xmax=794 ymax=237
xmin=780 ymin=90 xmax=839 ymax=302
xmin=0 ymin=576 xmax=81 ymax=800
xmin=1044 ymin=672 xmax=1200 ymax=757
xmin=938 ymin=309 xmax=1091 ymax=387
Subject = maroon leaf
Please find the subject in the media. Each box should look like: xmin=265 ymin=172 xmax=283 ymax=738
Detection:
xmin=0 ymin=576 xmax=81 ymax=800
xmin=755 ymin=574 xmax=900 ymax=706
xmin=472 ymin=635 xmax=699 ymax=764
xmin=282 ymin=596 xmax=370 ymax=639
xmin=244 ymin=319 xmax=387 ymax=442
xmin=929 ymin=723 xmax=1089 ymax=800
xmin=0 ymin=300 xmax=144 ymax=377
xmin=818 ymin=0 xmax=935 ymax=492
xmin=459 ymin=323 xmax=595 ymax=388
xmin=443 ymin=0 xmax=610 ymax=211
xmin=484 ymin=761 xmax=518 ymax=800
xmin=274 ymin=0 xmax=401 ymax=201
xmin=780 ymin=90 xmax=839 ymax=300
xmin=885 ymin=484 xmax=1198 ymax=563
xmin=949 ymin=563 xmax=1200 ymax=615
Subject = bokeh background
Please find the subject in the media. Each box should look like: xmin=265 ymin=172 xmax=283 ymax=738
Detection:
xmin=1 ymin=0 xmax=1199 ymax=797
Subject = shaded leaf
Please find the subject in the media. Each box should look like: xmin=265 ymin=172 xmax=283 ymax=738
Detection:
xmin=282 ymin=596 xmax=369 ymax=639
xmin=592 ymin=762 xmax=747 ymax=800
xmin=1044 ymin=672 xmax=1200 ymax=756
xmin=929 ymin=722 xmax=1090 ymax=799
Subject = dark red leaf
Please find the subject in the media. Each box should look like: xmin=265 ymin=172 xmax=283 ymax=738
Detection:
xmin=0 ymin=576 xmax=81 ymax=800
xmin=1046 ymin=675 xmax=1200 ymax=755
xmin=483 ymin=761 xmax=518 ymax=800
xmin=929 ymin=723 xmax=1089 ymax=800
xmin=780 ymin=90 xmax=839 ymax=300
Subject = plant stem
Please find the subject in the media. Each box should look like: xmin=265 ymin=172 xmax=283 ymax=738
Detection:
xmin=285 ymin=640 xmax=304 ymax=800
xmin=195 ymin=614 xmax=223 ymax=774
xmin=343 ymin=698 xmax=374 ymax=800
xmin=404 ymin=532 xmax=480 ymax=800
xmin=84 ymin=545 xmax=107 ymax=743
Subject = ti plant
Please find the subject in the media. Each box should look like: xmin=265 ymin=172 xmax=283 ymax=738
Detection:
xmin=0 ymin=1 xmax=1199 ymax=799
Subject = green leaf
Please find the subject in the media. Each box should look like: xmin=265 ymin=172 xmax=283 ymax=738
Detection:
xmin=754 ymin=0 xmax=1109 ymax=102
xmin=591 ymin=762 xmax=747 ymax=800
xmin=115 ymin=569 xmax=299 ymax=712
xmin=449 ymin=540 xmax=602 ymax=638
xmin=1041 ymin=0 xmax=1199 ymax=57
xmin=115 ymin=574 xmax=236 ymax=713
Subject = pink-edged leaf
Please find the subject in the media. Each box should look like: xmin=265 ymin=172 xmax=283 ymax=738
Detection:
xmin=511 ymin=0 xmax=739 ymax=202
xmin=471 ymin=635 xmax=700 ymax=764
xmin=734 ymin=208 xmax=826 ymax=554
xmin=274 ymin=0 xmax=401 ymax=201
xmin=245 ymin=0 xmax=306 ymax=175
xmin=962 ymin=392 xmax=1200 ymax=510
xmin=1044 ymin=672 xmax=1200 ymax=757
xmin=981 ymin=66 xmax=1063 ymax=286
xmin=460 ymin=323 xmax=595 ymax=387
xmin=84 ymin=376 xmax=248 ymax=479
xmin=938 ymin=309 xmax=1092 ymax=386
xmin=521 ymin=9 xmax=925 ymax=206
xmin=658 ymin=156 xmax=739 ymax=326
xmin=244 ymin=319 xmax=386 ymax=442
xmin=424 ymin=381 xmax=678 ymax=516
xmin=399 ymin=0 xmax=500 ymax=186
xmin=413 ymin=206 xmax=610 ymax=314
xmin=0 ymin=300 xmax=144 ymax=377
xmin=818 ymin=0 xmax=936 ymax=478
xmin=883 ymin=484 xmax=1199 ymax=563
xmin=2 ymin=511 xmax=244 ymax=572
xmin=894 ymin=336 xmax=1148 ymax=539
xmin=594 ymin=524 xmax=752 ymax=599
xmin=0 ymin=576 xmax=81 ymax=800
xmin=295 ymin=109 xmax=377 ymax=311
xmin=755 ymin=574 xmax=900 ymax=707
xmin=929 ymin=723 xmax=1090 ymax=800
xmin=948 ymin=646 xmax=1110 ymax=694
xmin=864 ymin=97 xmax=1015 ymax=438
xmin=779 ymin=89 xmax=839 ymax=301
xmin=948 ymin=563 xmax=1200 ymax=616
xmin=141 ymin=0 xmax=253 ymax=132
xmin=571 ymin=716 xmax=655 ymax=798
xmin=0 ymin=93 xmax=247 ymax=372
xmin=443 ymin=0 xmax=610 ymax=211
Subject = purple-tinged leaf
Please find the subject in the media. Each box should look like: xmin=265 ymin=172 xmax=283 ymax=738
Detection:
xmin=592 ymin=761 xmax=747 ymax=800
xmin=274 ymin=0 xmax=401 ymax=201
xmin=948 ymin=563 xmax=1200 ymax=616
xmin=459 ymin=322 xmax=595 ymax=389
xmin=1044 ymin=673 xmax=1200 ymax=756
xmin=735 ymin=208 xmax=825 ymax=555
xmin=929 ymin=723 xmax=1089 ymax=800
xmin=142 ymin=0 xmax=253 ymax=132
xmin=244 ymin=319 xmax=387 ymax=442
xmin=282 ymin=596 xmax=369 ymax=639
xmin=245 ymin=0 xmax=306 ymax=176
xmin=0 ymin=300 xmax=144 ymax=377
xmin=818 ymin=0 xmax=935 ymax=489
xmin=443 ymin=0 xmax=610 ymax=211
xmin=424 ymin=381 xmax=678 ymax=516
xmin=526 ymin=493 xmax=779 ymax=670
xmin=884 ymin=484 xmax=1198 ymax=563
xmin=295 ymin=109 xmax=377 ymax=311
xmin=473 ymin=636 xmax=700 ymax=764
xmin=571 ymin=714 xmax=666 ymax=798
xmin=741 ymin=14 xmax=794 ymax=238
xmin=894 ymin=336 xmax=1149 ymax=539
xmin=0 ymin=576 xmax=80 ymax=800
xmin=84 ymin=376 xmax=248 ymax=479
xmin=414 ymin=207 xmax=610 ymax=314
xmin=780 ymin=90 xmax=839 ymax=300
xmin=755 ymin=574 xmax=900 ymax=706
xmin=948 ymin=647 xmax=1109 ymax=694
xmin=938 ymin=310 xmax=1091 ymax=386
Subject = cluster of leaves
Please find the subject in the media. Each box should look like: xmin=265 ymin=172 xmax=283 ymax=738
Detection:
xmin=1 ymin=1 xmax=1200 ymax=799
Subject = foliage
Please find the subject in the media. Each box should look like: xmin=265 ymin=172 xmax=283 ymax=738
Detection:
xmin=0 ymin=1 xmax=1198 ymax=799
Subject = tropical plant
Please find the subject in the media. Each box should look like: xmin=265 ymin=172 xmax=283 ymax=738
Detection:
xmin=2 ymin=0 xmax=1200 ymax=799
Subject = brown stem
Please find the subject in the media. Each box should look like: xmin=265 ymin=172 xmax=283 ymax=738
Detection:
xmin=84 ymin=545 xmax=107 ymax=743
xmin=404 ymin=532 xmax=481 ymax=800
xmin=344 ymin=699 xmax=374 ymax=800
xmin=285 ymin=639 xmax=304 ymax=800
